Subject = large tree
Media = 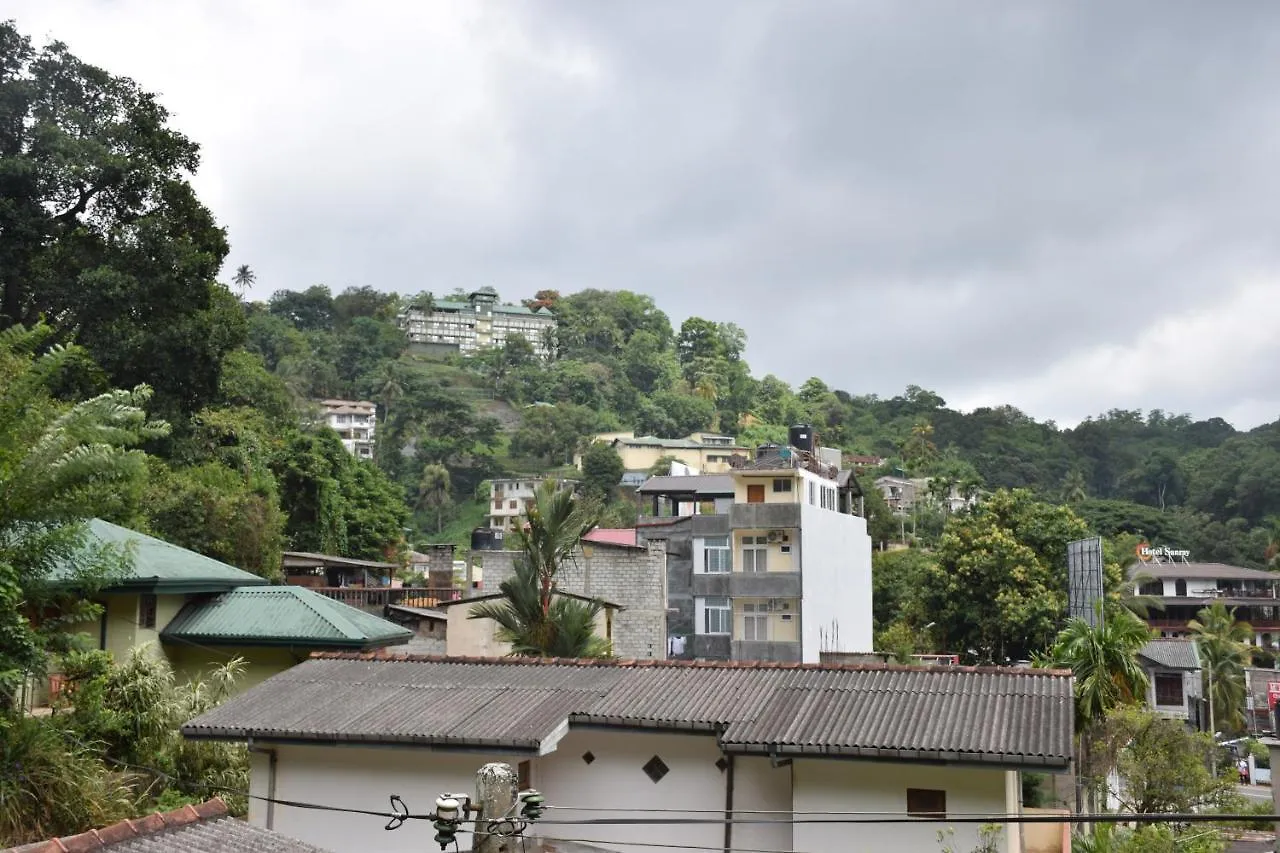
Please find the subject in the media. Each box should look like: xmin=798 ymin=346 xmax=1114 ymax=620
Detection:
xmin=916 ymin=489 xmax=1090 ymax=663
xmin=0 ymin=23 xmax=244 ymax=420
xmin=0 ymin=324 xmax=168 ymax=694
xmin=1189 ymin=601 xmax=1253 ymax=733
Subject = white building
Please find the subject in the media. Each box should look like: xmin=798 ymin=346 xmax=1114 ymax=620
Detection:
xmin=488 ymin=477 xmax=577 ymax=530
xmin=316 ymin=399 xmax=376 ymax=459
xmin=638 ymin=445 xmax=873 ymax=663
xmin=398 ymin=287 xmax=556 ymax=358
xmin=183 ymin=655 xmax=1073 ymax=853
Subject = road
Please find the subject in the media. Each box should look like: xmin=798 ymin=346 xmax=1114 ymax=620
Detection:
xmin=1239 ymin=784 xmax=1274 ymax=803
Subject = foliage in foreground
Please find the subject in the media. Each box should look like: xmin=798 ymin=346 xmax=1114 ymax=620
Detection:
xmin=0 ymin=649 xmax=247 ymax=846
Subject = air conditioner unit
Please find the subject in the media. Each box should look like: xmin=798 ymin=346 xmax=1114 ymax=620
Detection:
xmin=766 ymin=530 xmax=788 ymax=543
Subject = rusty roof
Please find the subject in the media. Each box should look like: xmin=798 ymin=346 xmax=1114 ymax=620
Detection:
xmin=182 ymin=655 xmax=1072 ymax=769
xmin=6 ymin=798 xmax=332 ymax=852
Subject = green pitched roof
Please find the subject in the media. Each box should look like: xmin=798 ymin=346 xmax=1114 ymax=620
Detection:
xmin=161 ymin=586 xmax=413 ymax=650
xmin=52 ymin=520 xmax=268 ymax=593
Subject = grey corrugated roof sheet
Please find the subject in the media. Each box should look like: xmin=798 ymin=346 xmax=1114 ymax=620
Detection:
xmin=7 ymin=799 xmax=332 ymax=853
xmin=636 ymin=475 xmax=735 ymax=495
xmin=1127 ymin=562 xmax=1278 ymax=581
xmin=1139 ymin=639 xmax=1201 ymax=670
xmin=183 ymin=655 xmax=1073 ymax=770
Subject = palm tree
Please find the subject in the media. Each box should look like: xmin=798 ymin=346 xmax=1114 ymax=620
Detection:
xmin=415 ymin=463 xmax=452 ymax=534
xmin=1045 ymin=602 xmax=1152 ymax=814
xmin=468 ymin=559 xmax=610 ymax=658
xmin=231 ymin=264 xmax=255 ymax=293
xmin=513 ymin=479 xmax=601 ymax=618
xmin=1049 ymin=603 xmax=1152 ymax=730
xmin=1062 ymin=469 xmax=1088 ymax=504
xmin=1190 ymin=601 xmax=1253 ymax=733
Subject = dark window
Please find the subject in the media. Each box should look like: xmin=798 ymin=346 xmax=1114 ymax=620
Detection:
xmin=772 ymin=478 xmax=793 ymax=493
xmin=138 ymin=594 xmax=157 ymax=630
xmin=518 ymin=760 xmax=531 ymax=790
xmin=907 ymin=788 xmax=946 ymax=817
xmin=1139 ymin=580 xmax=1162 ymax=596
xmin=1175 ymin=579 xmax=1187 ymax=597
xmin=1154 ymin=673 xmax=1184 ymax=707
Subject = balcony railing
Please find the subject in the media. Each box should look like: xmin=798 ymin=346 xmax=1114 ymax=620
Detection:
xmin=311 ymin=587 xmax=461 ymax=610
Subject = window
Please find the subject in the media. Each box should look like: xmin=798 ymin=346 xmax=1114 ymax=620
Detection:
xmin=1154 ymin=673 xmax=1184 ymax=707
xmin=808 ymin=481 xmax=816 ymax=505
xmin=742 ymin=603 xmax=769 ymax=641
xmin=509 ymin=500 xmax=518 ymax=509
xmin=906 ymin=789 xmax=946 ymax=818
xmin=138 ymin=594 xmax=157 ymax=630
xmin=1138 ymin=580 xmax=1162 ymax=596
xmin=772 ymin=478 xmax=792 ymax=493
xmin=742 ymin=536 xmax=768 ymax=572
xmin=698 ymin=500 xmax=717 ymax=515
xmin=1174 ymin=579 xmax=1187 ymax=597
xmin=698 ymin=597 xmax=731 ymax=634
xmin=702 ymin=537 xmax=732 ymax=573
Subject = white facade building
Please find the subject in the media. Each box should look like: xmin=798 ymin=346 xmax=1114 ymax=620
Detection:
xmin=398 ymin=287 xmax=555 ymax=358
xmin=317 ymin=399 xmax=376 ymax=459
xmin=488 ymin=478 xmax=577 ymax=530
xmin=185 ymin=656 xmax=1072 ymax=853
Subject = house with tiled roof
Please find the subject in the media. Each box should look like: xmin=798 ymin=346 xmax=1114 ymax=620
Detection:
xmin=183 ymin=654 xmax=1075 ymax=853
xmin=1137 ymin=639 xmax=1203 ymax=726
xmin=6 ymin=798 xmax=332 ymax=853
xmin=28 ymin=520 xmax=410 ymax=706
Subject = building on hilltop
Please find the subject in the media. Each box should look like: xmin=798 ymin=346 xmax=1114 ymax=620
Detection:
xmin=574 ymin=431 xmax=750 ymax=476
xmin=183 ymin=654 xmax=1073 ymax=853
xmin=397 ymin=287 xmax=555 ymax=358
xmin=488 ymin=477 xmax=578 ymax=531
xmin=315 ymin=398 xmax=376 ymax=459
xmin=638 ymin=427 xmax=873 ymax=664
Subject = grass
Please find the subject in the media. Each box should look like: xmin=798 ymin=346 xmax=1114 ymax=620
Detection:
xmin=419 ymin=498 xmax=491 ymax=550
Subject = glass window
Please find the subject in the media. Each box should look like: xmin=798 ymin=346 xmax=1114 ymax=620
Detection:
xmin=742 ymin=603 xmax=769 ymax=641
xmin=138 ymin=594 xmax=157 ymax=630
xmin=742 ymin=537 xmax=768 ymax=572
xmin=907 ymin=789 xmax=946 ymax=818
xmin=772 ymin=478 xmax=793 ymax=493
xmin=702 ymin=537 xmax=732 ymax=573
xmin=698 ymin=597 xmax=731 ymax=634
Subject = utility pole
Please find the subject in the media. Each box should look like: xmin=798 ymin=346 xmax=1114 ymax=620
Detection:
xmin=473 ymin=762 xmax=519 ymax=853
xmin=1208 ymin=664 xmax=1217 ymax=777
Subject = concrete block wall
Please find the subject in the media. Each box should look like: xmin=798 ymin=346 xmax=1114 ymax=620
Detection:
xmin=473 ymin=541 xmax=668 ymax=660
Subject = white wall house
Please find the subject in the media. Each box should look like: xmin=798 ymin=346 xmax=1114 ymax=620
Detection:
xmin=316 ymin=399 xmax=376 ymax=459
xmin=398 ymin=287 xmax=555 ymax=358
xmin=183 ymin=655 xmax=1073 ymax=853
xmin=488 ymin=477 xmax=577 ymax=530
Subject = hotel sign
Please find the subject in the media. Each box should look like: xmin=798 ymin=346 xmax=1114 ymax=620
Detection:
xmin=1136 ymin=544 xmax=1191 ymax=561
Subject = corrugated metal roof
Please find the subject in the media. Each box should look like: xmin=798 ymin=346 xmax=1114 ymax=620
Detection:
xmin=161 ymin=587 xmax=412 ymax=650
xmin=183 ymin=656 xmax=1072 ymax=769
xmin=281 ymin=551 xmax=398 ymax=571
xmin=1138 ymin=639 xmax=1201 ymax=670
xmin=6 ymin=799 xmax=332 ymax=853
xmin=1128 ymin=562 xmax=1278 ymax=581
xmin=582 ymin=528 xmax=640 ymax=548
xmin=48 ymin=520 xmax=267 ymax=592
xmin=636 ymin=475 xmax=735 ymax=495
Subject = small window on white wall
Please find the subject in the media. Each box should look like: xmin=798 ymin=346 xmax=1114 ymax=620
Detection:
xmin=702 ymin=537 xmax=731 ymax=573
xmin=697 ymin=597 xmax=731 ymax=634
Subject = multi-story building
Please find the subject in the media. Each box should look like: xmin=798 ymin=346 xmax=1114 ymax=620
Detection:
xmin=398 ymin=287 xmax=555 ymax=358
xmin=873 ymin=475 xmax=975 ymax=514
xmin=574 ymin=431 xmax=750 ymax=475
xmin=638 ymin=437 xmax=872 ymax=664
xmin=488 ymin=477 xmax=577 ymax=530
xmin=1131 ymin=549 xmax=1280 ymax=647
xmin=317 ymin=399 xmax=376 ymax=459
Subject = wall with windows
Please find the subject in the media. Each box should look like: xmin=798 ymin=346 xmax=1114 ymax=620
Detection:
xmin=733 ymin=530 xmax=795 ymax=572
xmin=798 ymin=502 xmax=873 ymax=660
xmin=733 ymin=474 xmax=803 ymax=505
xmin=734 ymin=598 xmax=799 ymax=643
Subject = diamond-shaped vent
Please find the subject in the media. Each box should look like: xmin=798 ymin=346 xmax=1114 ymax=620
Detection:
xmin=715 ymin=757 xmax=729 ymax=773
xmin=642 ymin=755 xmax=669 ymax=783
xmin=582 ymin=751 xmax=595 ymax=765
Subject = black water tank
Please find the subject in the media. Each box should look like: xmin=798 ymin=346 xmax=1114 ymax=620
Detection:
xmin=789 ymin=424 xmax=814 ymax=452
xmin=470 ymin=527 xmax=502 ymax=551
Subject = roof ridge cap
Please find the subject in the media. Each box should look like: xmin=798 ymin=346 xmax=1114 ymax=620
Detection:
xmin=293 ymin=586 xmax=367 ymax=640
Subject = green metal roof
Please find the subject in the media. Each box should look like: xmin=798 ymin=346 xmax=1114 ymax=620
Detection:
xmin=51 ymin=520 xmax=268 ymax=593
xmin=161 ymin=586 xmax=413 ymax=650
xmin=431 ymin=299 xmax=550 ymax=316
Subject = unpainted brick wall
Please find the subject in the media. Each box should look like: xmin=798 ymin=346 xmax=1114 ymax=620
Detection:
xmin=477 ymin=542 xmax=668 ymax=660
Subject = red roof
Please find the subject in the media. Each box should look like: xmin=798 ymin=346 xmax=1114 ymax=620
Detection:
xmin=582 ymin=528 xmax=639 ymax=548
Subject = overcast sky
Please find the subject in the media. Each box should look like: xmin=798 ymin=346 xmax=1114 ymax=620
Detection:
xmin=12 ymin=2 xmax=1280 ymax=428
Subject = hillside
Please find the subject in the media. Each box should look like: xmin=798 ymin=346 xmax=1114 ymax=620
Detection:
xmin=248 ymin=285 xmax=1280 ymax=566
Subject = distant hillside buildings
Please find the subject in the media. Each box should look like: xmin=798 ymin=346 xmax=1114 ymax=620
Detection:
xmin=397 ymin=286 xmax=555 ymax=358
xmin=316 ymin=399 xmax=376 ymax=459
